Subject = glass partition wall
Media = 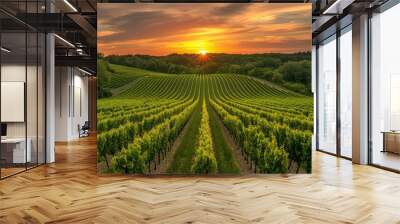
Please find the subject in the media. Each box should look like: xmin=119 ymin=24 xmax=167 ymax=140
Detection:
xmin=316 ymin=25 xmax=352 ymax=159
xmin=339 ymin=26 xmax=352 ymax=159
xmin=0 ymin=31 xmax=27 ymax=177
xmin=316 ymin=0 xmax=400 ymax=172
xmin=0 ymin=4 xmax=46 ymax=179
xmin=370 ymin=3 xmax=400 ymax=171
xmin=317 ymin=35 xmax=337 ymax=154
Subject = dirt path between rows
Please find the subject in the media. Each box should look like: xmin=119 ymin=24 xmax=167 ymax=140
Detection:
xmin=209 ymin=106 xmax=252 ymax=174
xmin=152 ymin=110 xmax=196 ymax=174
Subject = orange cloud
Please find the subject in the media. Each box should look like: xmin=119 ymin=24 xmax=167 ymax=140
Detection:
xmin=98 ymin=30 xmax=118 ymax=37
xmin=98 ymin=3 xmax=311 ymax=55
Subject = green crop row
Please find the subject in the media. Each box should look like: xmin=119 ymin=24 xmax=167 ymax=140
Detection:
xmin=111 ymin=100 xmax=198 ymax=174
xmin=210 ymin=99 xmax=289 ymax=173
xmin=97 ymin=98 xmax=191 ymax=133
xmin=97 ymin=98 xmax=196 ymax=166
xmin=211 ymin=98 xmax=311 ymax=173
xmin=191 ymin=100 xmax=218 ymax=174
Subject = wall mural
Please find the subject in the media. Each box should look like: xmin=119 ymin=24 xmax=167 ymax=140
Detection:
xmin=97 ymin=3 xmax=313 ymax=175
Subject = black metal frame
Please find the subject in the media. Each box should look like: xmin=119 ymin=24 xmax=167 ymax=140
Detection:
xmin=315 ymin=44 xmax=319 ymax=152
xmin=336 ymin=25 xmax=341 ymax=157
xmin=25 ymin=2 xmax=28 ymax=172
xmin=0 ymin=0 xmax=47 ymax=180
xmin=367 ymin=10 xmax=372 ymax=166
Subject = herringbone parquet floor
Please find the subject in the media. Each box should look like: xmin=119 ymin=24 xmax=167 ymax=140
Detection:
xmin=1 ymin=136 xmax=400 ymax=224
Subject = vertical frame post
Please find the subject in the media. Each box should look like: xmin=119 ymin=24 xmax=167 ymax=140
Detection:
xmin=336 ymin=28 xmax=341 ymax=157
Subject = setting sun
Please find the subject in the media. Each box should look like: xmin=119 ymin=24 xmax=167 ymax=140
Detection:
xmin=199 ymin=50 xmax=207 ymax=55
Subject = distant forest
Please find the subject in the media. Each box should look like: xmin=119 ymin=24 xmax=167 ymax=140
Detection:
xmin=98 ymin=52 xmax=311 ymax=96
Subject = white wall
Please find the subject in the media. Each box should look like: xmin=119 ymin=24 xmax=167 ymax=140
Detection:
xmin=54 ymin=67 xmax=89 ymax=141
xmin=72 ymin=72 xmax=89 ymax=137
xmin=55 ymin=66 xmax=70 ymax=141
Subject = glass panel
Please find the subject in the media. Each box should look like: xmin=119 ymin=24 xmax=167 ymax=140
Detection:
xmin=371 ymin=4 xmax=400 ymax=171
xmin=318 ymin=35 xmax=337 ymax=154
xmin=339 ymin=27 xmax=352 ymax=158
xmin=0 ymin=1 xmax=46 ymax=179
xmin=26 ymin=0 xmax=41 ymax=169
xmin=27 ymin=31 xmax=38 ymax=169
xmin=1 ymin=31 xmax=27 ymax=177
xmin=38 ymin=33 xmax=45 ymax=165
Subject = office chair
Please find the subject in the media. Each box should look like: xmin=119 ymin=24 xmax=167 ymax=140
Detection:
xmin=79 ymin=121 xmax=90 ymax=138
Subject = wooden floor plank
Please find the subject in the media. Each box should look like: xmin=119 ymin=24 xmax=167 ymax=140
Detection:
xmin=0 ymin=135 xmax=399 ymax=223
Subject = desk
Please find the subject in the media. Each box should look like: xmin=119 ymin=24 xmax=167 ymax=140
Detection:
xmin=1 ymin=138 xmax=31 ymax=163
xmin=382 ymin=131 xmax=400 ymax=154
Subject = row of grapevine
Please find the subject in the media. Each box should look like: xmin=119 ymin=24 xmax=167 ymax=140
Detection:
xmin=210 ymin=99 xmax=289 ymax=173
xmin=118 ymin=74 xmax=198 ymax=99
xmin=238 ymin=99 xmax=312 ymax=118
xmin=98 ymin=99 xmax=175 ymax=120
xmin=111 ymin=100 xmax=198 ymax=174
xmin=221 ymin=99 xmax=313 ymax=131
xmin=210 ymin=74 xmax=312 ymax=118
xmin=207 ymin=74 xmax=312 ymax=118
xmin=210 ymin=76 xmax=312 ymax=172
xmin=97 ymin=98 xmax=190 ymax=133
xmin=98 ymin=72 xmax=313 ymax=174
xmin=191 ymin=101 xmax=218 ymax=174
xmin=211 ymin=98 xmax=311 ymax=173
xmin=97 ymin=103 xmax=138 ymax=113
xmin=97 ymin=98 xmax=195 ymax=167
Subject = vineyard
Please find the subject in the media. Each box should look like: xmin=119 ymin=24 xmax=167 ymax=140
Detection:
xmin=97 ymin=64 xmax=313 ymax=174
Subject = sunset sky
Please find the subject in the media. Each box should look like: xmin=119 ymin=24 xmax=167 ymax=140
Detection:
xmin=98 ymin=3 xmax=311 ymax=56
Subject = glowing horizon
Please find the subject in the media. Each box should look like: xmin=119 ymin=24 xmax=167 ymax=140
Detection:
xmin=98 ymin=3 xmax=311 ymax=56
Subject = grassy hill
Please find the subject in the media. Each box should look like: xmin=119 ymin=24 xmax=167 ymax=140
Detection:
xmin=98 ymin=60 xmax=304 ymax=99
xmin=98 ymin=59 xmax=169 ymax=97
xmin=103 ymin=52 xmax=312 ymax=95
